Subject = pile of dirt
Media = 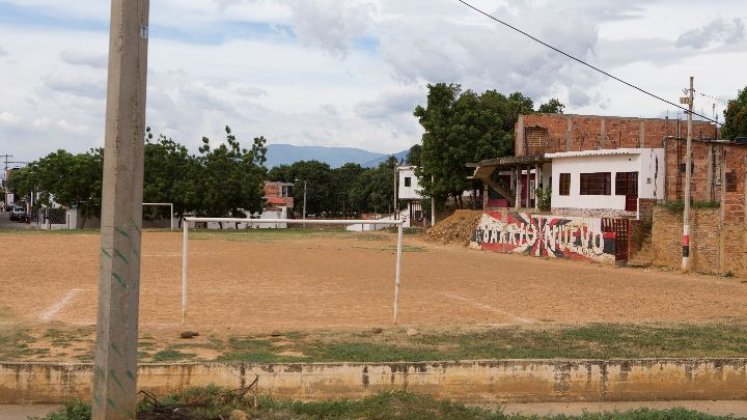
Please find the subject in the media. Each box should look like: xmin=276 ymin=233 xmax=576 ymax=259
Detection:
xmin=425 ymin=209 xmax=483 ymax=246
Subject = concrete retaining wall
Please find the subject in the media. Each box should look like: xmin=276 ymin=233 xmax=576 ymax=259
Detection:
xmin=2 ymin=359 xmax=746 ymax=404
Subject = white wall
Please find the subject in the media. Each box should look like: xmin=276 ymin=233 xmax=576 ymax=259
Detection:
xmin=398 ymin=167 xmax=422 ymax=200
xmin=551 ymin=152 xmax=660 ymax=211
xmin=638 ymin=148 xmax=665 ymax=200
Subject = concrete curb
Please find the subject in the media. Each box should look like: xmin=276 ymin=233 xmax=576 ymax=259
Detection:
xmin=1 ymin=359 xmax=746 ymax=404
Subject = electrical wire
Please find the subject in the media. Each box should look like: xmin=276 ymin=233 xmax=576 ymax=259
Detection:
xmin=455 ymin=0 xmax=721 ymax=124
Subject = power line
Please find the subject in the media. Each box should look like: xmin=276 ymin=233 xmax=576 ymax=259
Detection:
xmin=455 ymin=0 xmax=721 ymax=125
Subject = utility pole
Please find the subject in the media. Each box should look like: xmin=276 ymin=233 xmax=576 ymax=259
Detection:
xmin=92 ymin=0 xmax=149 ymax=419
xmin=430 ymin=175 xmax=436 ymax=227
xmin=681 ymin=76 xmax=694 ymax=273
xmin=393 ymin=166 xmax=398 ymax=219
xmin=303 ymin=180 xmax=307 ymax=227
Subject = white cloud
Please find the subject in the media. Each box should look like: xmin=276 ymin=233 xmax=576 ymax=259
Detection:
xmin=59 ymin=50 xmax=108 ymax=69
xmin=676 ymin=18 xmax=745 ymax=49
xmin=1 ymin=0 xmax=746 ymax=163
xmin=287 ymin=0 xmax=376 ymax=57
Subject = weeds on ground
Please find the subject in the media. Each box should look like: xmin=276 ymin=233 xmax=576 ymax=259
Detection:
xmin=39 ymin=389 xmax=737 ymax=419
xmin=211 ymin=323 xmax=747 ymax=363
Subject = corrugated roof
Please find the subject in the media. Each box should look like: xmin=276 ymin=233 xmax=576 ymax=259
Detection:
xmin=545 ymin=148 xmax=660 ymax=159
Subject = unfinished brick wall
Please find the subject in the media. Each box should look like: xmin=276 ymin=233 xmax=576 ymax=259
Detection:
xmin=664 ymin=140 xmax=747 ymax=223
xmin=652 ymin=207 xmax=747 ymax=276
xmin=653 ymin=207 xmax=718 ymax=274
xmin=515 ymin=114 xmax=717 ymax=156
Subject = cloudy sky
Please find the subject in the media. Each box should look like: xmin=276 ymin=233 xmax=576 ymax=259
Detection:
xmin=1 ymin=0 xmax=745 ymax=163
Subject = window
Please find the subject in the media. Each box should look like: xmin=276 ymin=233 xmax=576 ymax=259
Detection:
xmin=726 ymin=171 xmax=737 ymax=192
xmin=580 ymin=172 xmax=611 ymax=195
xmin=559 ymin=173 xmax=571 ymax=196
xmin=615 ymin=172 xmax=638 ymax=196
xmin=404 ymin=177 xmax=412 ymax=187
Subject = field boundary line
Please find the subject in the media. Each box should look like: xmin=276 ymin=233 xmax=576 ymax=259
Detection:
xmin=40 ymin=289 xmax=83 ymax=322
xmin=441 ymin=292 xmax=535 ymax=324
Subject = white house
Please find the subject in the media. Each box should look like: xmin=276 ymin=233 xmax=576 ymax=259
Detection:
xmin=397 ymin=166 xmax=425 ymax=226
xmin=546 ymin=148 xmax=664 ymax=218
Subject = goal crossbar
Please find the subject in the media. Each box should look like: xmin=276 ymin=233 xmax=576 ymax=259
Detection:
xmin=181 ymin=217 xmax=405 ymax=325
xmin=142 ymin=202 xmax=175 ymax=230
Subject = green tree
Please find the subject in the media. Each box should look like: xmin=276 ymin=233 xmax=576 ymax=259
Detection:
xmin=406 ymin=144 xmax=422 ymax=166
xmin=289 ymin=160 xmax=334 ymax=217
xmin=143 ymin=128 xmax=201 ymax=224
xmin=197 ymin=126 xmax=267 ymax=223
xmin=332 ymin=163 xmax=365 ymax=217
xmin=413 ymin=83 xmax=533 ymax=209
xmin=722 ymin=86 xmax=747 ymax=140
xmin=9 ymin=149 xmax=103 ymax=226
xmin=537 ymin=98 xmax=565 ymax=114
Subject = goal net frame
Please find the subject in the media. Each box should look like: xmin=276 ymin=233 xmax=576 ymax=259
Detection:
xmin=181 ymin=217 xmax=405 ymax=325
xmin=142 ymin=202 xmax=175 ymax=230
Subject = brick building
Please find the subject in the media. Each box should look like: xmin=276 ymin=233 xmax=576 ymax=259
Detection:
xmin=515 ymin=113 xmax=718 ymax=156
xmin=263 ymin=181 xmax=294 ymax=209
xmin=469 ymin=113 xmax=747 ymax=272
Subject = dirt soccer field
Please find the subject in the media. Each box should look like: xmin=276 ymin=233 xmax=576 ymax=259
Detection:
xmin=1 ymin=229 xmax=746 ymax=336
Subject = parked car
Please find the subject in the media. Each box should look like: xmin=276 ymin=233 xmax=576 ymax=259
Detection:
xmin=9 ymin=206 xmax=27 ymax=222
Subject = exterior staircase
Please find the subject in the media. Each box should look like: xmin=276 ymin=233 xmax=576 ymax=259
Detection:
xmin=627 ymin=234 xmax=654 ymax=268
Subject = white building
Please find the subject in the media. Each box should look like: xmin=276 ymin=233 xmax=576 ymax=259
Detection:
xmin=546 ymin=148 xmax=664 ymax=218
xmin=397 ymin=166 xmax=425 ymax=226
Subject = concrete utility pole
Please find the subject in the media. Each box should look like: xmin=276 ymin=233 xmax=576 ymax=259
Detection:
xmin=92 ymin=0 xmax=149 ymax=418
xmin=681 ymin=76 xmax=694 ymax=272
xmin=393 ymin=166 xmax=398 ymax=219
xmin=430 ymin=175 xmax=436 ymax=227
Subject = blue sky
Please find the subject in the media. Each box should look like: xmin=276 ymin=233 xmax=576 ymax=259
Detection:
xmin=1 ymin=0 xmax=746 ymax=164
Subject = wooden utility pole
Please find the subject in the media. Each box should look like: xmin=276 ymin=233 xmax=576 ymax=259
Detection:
xmin=681 ymin=76 xmax=694 ymax=272
xmin=92 ymin=0 xmax=150 ymax=418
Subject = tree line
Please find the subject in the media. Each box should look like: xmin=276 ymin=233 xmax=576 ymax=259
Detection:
xmin=9 ymin=82 xmax=746 ymax=224
xmin=7 ymin=126 xmax=403 ymax=225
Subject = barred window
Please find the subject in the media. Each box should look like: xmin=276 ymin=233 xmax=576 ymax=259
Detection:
xmin=559 ymin=173 xmax=571 ymax=196
xmin=615 ymin=172 xmax=638 ymax=196
xmin=580 ymin=172 xmax=611 ymax=195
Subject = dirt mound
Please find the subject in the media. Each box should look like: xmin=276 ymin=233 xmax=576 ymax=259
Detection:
xmin=426 ymin=209 xmax=483 ymax=246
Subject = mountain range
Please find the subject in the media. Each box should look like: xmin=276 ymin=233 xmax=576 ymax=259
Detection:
xmin=265 ymin=144 xmax=410 ymax=169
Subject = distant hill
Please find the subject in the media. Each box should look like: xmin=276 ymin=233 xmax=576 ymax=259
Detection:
xmin=265 ymin=144 xmax=410 ymax=168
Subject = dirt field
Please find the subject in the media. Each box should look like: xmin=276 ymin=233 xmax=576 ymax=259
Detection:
xmin=1 ymin=229 xmax=746 ymax=338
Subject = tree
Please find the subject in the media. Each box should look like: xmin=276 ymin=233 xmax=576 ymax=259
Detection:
xmin=406 ymin=144 xmax=422 ymax=166
xmin=413 ymin=83 xmax=534 ymax=209
xmin=332 ymin=163 xmax=365 ymax=217
xmin=9 ymin=149 xmax=103 ymax=226
xmin=288 ymin=160 xmax=334 ymax=217
xmin=722 ymin=86 xmax=747 ymax=140
xmin=143 ymin=128 xmax=201 ymax=224
xmin=197 ymin=126 xmax=267 ymax=223
xmin=537 ymin=98 xmax=565 ymax=114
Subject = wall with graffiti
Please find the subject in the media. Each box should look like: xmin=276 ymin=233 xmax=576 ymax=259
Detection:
xmin=470 ymin=211 xmax=617 ymax=264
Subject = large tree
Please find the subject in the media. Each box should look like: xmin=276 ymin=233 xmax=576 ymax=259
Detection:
xmin=413 ymin=83 xmax=535 ymax=208
xmin=722 ymin=86 xmax=747 ymax=140
xmin=9 ymin=149 xmax=103 ymax=226
xmin=196 ymin=126 xmax=267 ymax=220
xmin=143 ymin=128 xmax=201 ymax=223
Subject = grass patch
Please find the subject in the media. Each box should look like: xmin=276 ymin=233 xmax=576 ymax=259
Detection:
xmin=659 ymin=200 xmax=720 ymax=212
xmin=209 ymin=323 xmax=747 ymax=363
xmin=40 ymin=389 xmax=737 ymax=419
xmin=0 ymin=328 xmax=49 ymax=359
xmin=152 ymin=348 xmax=197 ymax=362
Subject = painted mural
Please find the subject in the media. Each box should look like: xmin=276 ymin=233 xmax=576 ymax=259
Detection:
xmin=471 ymin=211 xmax=616 ymax=264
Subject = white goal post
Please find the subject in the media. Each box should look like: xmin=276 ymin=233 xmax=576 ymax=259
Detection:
xmin=142 ymin=202 xmax=175 ymax=230
xmin=182 ymin=217 xmax=405 ymax=325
